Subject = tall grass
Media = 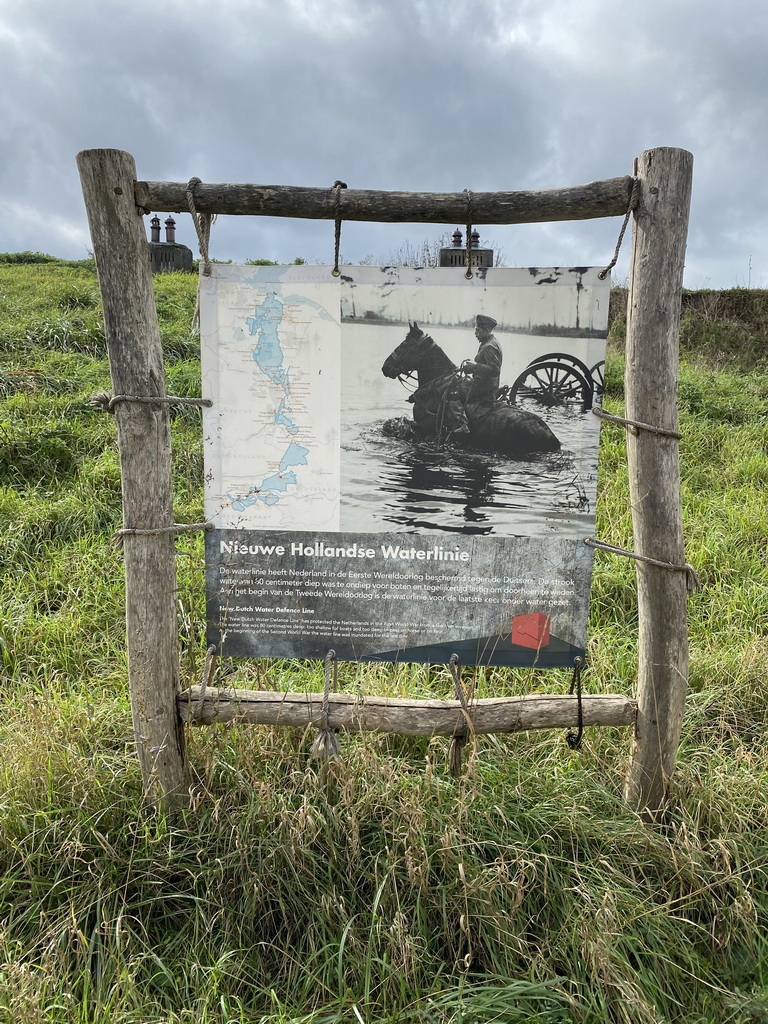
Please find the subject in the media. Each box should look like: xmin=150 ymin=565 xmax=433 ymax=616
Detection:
xmin=1 ymin=264 xmax=767 ymax=1022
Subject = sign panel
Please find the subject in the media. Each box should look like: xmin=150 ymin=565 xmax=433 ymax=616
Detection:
xmin=201 ymin=265 xmax=609 ymax=666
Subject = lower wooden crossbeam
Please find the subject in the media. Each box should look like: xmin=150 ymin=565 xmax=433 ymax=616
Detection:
xmin=178 ymin=687 xmax=636 ymax=736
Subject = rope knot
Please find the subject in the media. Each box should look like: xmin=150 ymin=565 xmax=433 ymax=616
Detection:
xmin=90 ymin=391 xmax=114 ymax=413
xmin=448 ymin=653 xmax=474 ymax=777
xmin=311 ymin=650 xmax=340 ymax=760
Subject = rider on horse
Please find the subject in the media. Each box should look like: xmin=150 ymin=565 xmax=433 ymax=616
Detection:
xmin=462 ymin=314 xmax=502 ymax=429
xmin=381 ymin=319 xmax=561 ymax=456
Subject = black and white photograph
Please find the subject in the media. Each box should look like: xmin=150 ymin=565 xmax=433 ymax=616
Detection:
xmin=339 ymin=265 xmax=609 ymax=538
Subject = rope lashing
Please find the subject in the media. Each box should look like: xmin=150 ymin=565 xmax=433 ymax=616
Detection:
xmin=310 ymin=650 xmax=340 ymax=760
xmin=584 ymin=537 xmax=701 ymax=594
xmin=592 ymin=406 xmax=682 ymax=439
xmin=186 ymin=177 xmax=216 ymax=276
xmin=463 ymin=189 xmax=474 ymax=279
xmin=113 ymin=522 xmax=214 ymax=549
xmin=565 ymin=656 xmax=584 ymax=750
xmin=331 ymin=181 xmax=347 ymax=277
xmin=91 ymin=392 xmax=212 ymax=413
xmin=599 ymin=177 xmax=641 ymax=281
xmin=448 ymin=653 xmax=474 ymax=777
xmin=195 ymin=645 xmax=217 ymax=721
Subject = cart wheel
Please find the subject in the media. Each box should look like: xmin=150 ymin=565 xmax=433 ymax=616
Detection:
xmin=528 ymin=352 xmax=595 ymax=380
xmin=510 ymin=360 xmax=594 ymax=409
xmin=590 ymin=360 xmax=605 ymax=398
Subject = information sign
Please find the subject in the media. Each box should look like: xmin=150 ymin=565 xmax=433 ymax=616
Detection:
xmin=201 ymin=265 xmax=609 ymax=665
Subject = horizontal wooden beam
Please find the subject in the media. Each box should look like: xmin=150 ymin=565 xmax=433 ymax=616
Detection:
xmin=134 ymin=176 xmax=634 ymax=226
xmin=178 ymin=688 xmax=636 ymax=736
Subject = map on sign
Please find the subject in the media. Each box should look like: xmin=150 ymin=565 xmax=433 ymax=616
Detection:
xmin=200 ymin=266 xmax=341 ymax=532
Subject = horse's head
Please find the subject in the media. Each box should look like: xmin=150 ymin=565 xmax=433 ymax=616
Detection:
xmin=382 ymin=322 xmax=429 ymax=379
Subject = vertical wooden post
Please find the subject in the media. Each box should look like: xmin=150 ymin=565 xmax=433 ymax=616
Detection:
xmin=622 ymin=148 xmax=693 ymax=815
xmin=77 ymin=149 xmax=187 ymax=807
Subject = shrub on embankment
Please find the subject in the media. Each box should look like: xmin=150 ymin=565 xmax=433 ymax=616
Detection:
xmin=610 ymin=286 xmax=768 ymax=372
xmin=0 ymin=261 xmax=767 ymax=1023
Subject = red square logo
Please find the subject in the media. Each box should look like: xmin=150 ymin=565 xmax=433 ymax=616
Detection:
xmin=512 ymin=612 xmax=551 ymax=649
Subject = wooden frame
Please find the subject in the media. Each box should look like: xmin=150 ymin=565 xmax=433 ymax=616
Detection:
xmin=78 ymin=147 xmax=692 ymax=814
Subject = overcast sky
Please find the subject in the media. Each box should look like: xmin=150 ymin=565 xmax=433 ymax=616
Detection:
xmin=2 ymin=0 xmax=766 ymax=288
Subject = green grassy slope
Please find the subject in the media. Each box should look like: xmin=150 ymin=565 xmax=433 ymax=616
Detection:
xmin=0 ymin=260 xmax=767 ymax=1023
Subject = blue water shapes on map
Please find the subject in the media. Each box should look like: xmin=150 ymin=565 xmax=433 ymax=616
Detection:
xmin=246 ymin=291 xmax=287 ymax=383
xmin=246 ymin=291 xmax=297 ymax=425
xmin=231 ymin=288 xmax=312 ymax=512
xmin=275 ymin=396 xmax=299 ymax=435
xmin=229 ymin=442 xmax=310 ymax=511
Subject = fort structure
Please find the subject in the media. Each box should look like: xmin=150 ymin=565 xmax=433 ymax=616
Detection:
xmin=439 ymin=228 xmax=494 ymax=268
xmin=148 ymin=214 xmax=193 ymax=273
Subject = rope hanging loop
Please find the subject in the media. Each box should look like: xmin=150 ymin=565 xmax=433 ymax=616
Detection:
xmin=186 ymin=176 xmax=217 ymax=277
xmin=463 ymin=189 xmax=474 ymax=279
xmin=448 ymin=653 xmax=474 ymax=777
xmin=194 ymin=645 xmax=217 ymax=722
xmin=599 ymin=177 xmax=641 ymax=281
xmin=331 ymin=181 xmax=347 ymax=277
xmin=565 ymin=656 xmax=584 ymax=750
xmin=311 ymin=649 xmax=340 ymax=760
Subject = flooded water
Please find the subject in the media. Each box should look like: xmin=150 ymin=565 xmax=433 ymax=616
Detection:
xmin=339 ymin=324 xmax=601 ymax=538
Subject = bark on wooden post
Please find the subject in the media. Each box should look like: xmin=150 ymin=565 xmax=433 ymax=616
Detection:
xmin=622 ymin=148 xmax=693 ymax=815
xmin=77 ymin=149 xmax=187 ymax=807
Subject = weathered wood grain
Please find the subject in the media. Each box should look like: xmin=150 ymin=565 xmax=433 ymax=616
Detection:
xmin=621 ymin=148 xmax=694 ymax=815
xmin=77 ymin=149 xmax=187 ymax=807
xmin=134 ymin=177 xmax=634 ymax=225
xmin=178 ymin=688 xmax=637 ymax=735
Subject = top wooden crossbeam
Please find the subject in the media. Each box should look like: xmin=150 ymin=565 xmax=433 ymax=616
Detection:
xmin=133 ymin=176 xmax=634 ymax=225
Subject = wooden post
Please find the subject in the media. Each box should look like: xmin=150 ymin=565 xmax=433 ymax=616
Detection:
xmin=622 ymin=148 xmax=693 ymax=815
xmin=77 ymin=149 xmax=187 ymax=807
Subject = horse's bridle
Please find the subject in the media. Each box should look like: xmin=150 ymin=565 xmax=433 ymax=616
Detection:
xmin=396 ymin=370 xmax=419 ymax=393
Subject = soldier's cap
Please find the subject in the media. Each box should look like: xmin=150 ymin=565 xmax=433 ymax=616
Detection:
xmin=476 ymin=315 xmax=497 ymax=331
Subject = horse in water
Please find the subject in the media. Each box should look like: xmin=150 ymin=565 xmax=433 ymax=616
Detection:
xmin=381 ymin=322 xmax=560 ymax=457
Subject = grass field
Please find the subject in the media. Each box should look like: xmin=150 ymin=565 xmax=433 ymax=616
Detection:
xmin=1 ymin=258 xmax=767 ymax=1023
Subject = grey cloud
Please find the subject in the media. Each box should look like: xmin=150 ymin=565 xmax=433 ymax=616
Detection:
xmin=1 ymin=0 xmax=766 ymax=284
